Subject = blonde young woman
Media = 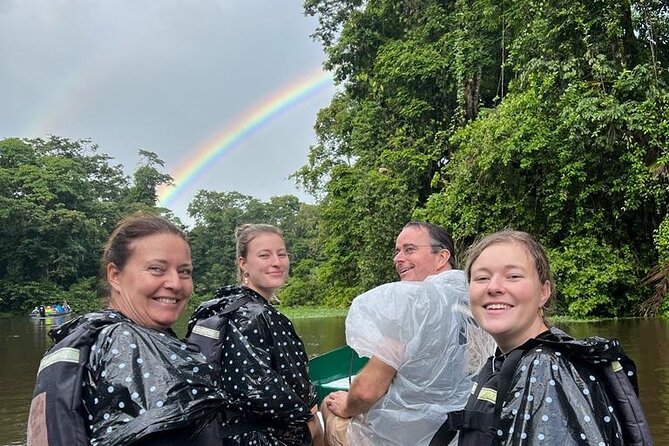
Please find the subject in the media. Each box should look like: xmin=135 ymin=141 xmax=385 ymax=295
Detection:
xmin=188 ymin=224 xmax=323 ymax=446
xmin=450 ymin=230 xmax=652 ymax=445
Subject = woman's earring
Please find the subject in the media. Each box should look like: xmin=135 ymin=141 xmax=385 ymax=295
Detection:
xmin=243 ymin=271 xmax=249 ymax=285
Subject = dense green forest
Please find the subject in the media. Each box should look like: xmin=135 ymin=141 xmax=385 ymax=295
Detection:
xmin=295 ymin=0 xmax=669 ymax=317
xmin=1 ymin=1 xmax=668 ymax=317
xmin=0 ymin=136 xmax=327 ymax=314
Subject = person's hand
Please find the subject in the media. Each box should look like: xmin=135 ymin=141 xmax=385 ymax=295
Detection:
xmin=325 ymin=390 xmax=350 ymax=418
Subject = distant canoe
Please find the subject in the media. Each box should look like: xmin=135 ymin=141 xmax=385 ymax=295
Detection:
xmin=29 ymin=303 xmax=72 ymax=318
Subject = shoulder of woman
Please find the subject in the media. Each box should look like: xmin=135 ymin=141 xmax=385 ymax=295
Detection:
xmin=48 ymin=310 xmax=128 ymax=347
xmin=190 ymin=286 xmax=261 ymax=319
xmin=513 ymin=344 xmax=572 ymax=375
xmin=95 ymin=322 xmax=189 ymax=355
xmin=93 ymin=321 xmax=140 ymax=350
xmin=533 ymin=327 xmax=627 ymax=366
xmin=213 ymin=284 xmax=251 ymax=299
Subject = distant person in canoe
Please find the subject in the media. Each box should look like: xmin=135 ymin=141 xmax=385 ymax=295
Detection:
xmin=27 ymin=213 xmax=222 ymax=446
xmin=187 ymin=223 xmax=324 ymax=446
xmin=438 ymin=230 xmax=652 ymax=445
xmin=320 ymin=221 xmax=494 ymax=446
xmin=29 ymin=303 xmax=71 ymax=317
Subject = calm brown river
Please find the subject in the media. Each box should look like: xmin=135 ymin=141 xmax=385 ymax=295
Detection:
xmin=1 ymin=315 xmax=667 ymax=444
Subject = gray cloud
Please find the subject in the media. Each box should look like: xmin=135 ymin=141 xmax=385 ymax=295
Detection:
xmin=0 ymin=0 xmax=334 ymax=222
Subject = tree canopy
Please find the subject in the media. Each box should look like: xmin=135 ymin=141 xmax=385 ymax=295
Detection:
xmin=0 ymin=137 xmax=176 ymax=313
xmin=299 ymin=0 xmax=669 ymax=315
xmin=0 ymin=137 xmax=319 ymax=315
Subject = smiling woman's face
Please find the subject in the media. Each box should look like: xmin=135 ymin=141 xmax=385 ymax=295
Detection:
xmin=239 ymin=232 xmax=289 ymax=299
xmin=107 ymin=232 xmax=193 ymax=329
xmin=468 ymin=241 xmax=550 ymax=353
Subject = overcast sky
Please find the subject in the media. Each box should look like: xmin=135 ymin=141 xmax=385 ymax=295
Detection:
xmin=0 ymin=0 xmax=336 ymax=223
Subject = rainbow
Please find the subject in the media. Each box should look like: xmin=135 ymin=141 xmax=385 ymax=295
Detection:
xmin=157 ymin=68 xmax=334 ymax=207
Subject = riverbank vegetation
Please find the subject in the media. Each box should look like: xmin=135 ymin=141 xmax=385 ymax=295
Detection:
xmin=1 ymin=1 xmax=668 ymax=318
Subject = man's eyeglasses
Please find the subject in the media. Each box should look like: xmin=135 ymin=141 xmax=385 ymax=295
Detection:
xmin=394 ymin=244 xmax=445 ymax=257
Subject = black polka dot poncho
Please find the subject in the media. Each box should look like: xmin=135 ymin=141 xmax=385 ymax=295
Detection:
xmin=190 ymin=285 xmax=318 ymax=446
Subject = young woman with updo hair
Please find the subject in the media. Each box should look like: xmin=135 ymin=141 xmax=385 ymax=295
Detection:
xmin=188 ymin=224 xmax=323 ymax=446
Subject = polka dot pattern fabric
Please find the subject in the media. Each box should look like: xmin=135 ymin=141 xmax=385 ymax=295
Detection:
xmin=458 ymin=327 xmax=645 ymax=445
xmin=496 ymin=346 xmax=625 ymax=445
xmin=81 ymin=313 xmax=222 ymax=446
xmin=206 ymin=286 xmax=317 ymax=446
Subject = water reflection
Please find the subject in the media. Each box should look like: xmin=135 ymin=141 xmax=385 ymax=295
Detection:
xmin=558 ymin=319 xmax=669 ymax=442
xmin=28 ymin=314 xmax=71 ymax=328
xmin=291 ymin=316 xmax=346 ymax=358
xmin=0 ymin=315 xmax=72 ymax=446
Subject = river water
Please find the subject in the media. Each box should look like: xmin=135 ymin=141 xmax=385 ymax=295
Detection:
xmin=1 ymin=315 xmax=667 ymax=444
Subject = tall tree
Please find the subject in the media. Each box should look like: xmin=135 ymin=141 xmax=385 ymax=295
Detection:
xmin=299 ymin=0 xmax=508 ymax=305
xmin=127 ymin=149 xmax=174 ymax=207
xmin=0 ymin=136 xmax=176 ymax=313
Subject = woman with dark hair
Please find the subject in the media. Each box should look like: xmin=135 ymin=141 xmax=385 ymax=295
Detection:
xmin=188 ymin=223 xmax=322 ymax=446
xmin=446 ymin=230 xmax=652 ymax=445
xmin=27 ymin=213 xmax=221 ymax=446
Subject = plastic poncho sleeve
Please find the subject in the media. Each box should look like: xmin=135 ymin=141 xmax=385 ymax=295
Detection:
xmin=221 ymin=302 xmax=316 ymax=427
xmin=346 ymin=280 xmax=424 ymax=369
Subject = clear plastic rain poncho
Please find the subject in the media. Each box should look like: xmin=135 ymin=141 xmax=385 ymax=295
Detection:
xmin=345 ymin=270 xmax=494 ymax=446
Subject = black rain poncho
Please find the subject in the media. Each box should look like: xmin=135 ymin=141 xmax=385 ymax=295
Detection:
xmin=187 ymin=285 xmax=317 ymax=446
xmin=456 ymin=327 xmax=652 ymax=445
xmin=27 ymin=310 xmax=222 ymax=446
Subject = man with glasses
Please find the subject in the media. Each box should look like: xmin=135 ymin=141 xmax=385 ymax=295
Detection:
xmin=393 ymin=221 xmax=456 ymax=281
xmin=321 ymin=221 xmax=492 ymax=446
